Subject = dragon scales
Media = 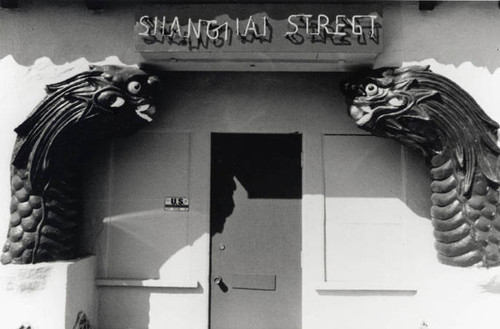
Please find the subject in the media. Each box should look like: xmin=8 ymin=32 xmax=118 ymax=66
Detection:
xmin=1 ymin=65 xmax=160 ymax=264
xmin=342 ymin=66 xmax=500 ymax=267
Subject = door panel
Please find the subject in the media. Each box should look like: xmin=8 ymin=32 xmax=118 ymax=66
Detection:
xmin=210 ymin=133 xmax=302 ymax=329
xmin=323 ymin=135 xmax=415 ymax=286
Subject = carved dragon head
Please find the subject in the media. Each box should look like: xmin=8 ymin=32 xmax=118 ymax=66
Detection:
xmin=342 ymin=66 xmax=500 ymax=267
xmin=1 ymin=65 xmax=162 ymax=265
xmin=12 ymin=64 xmax=161 ymax=194
xmin=343 ymin=65 xmax=500 ymax=196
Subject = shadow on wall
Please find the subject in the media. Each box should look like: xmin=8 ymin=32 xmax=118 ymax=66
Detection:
xmin=72 ymin=71 xmax=434 ymax=328
xmin=93 ymin=206 xmax=206 ymax=328
xmin=79 ymin=130 xmax=202 ymax=329
xmin=323 ymin=134 xmax=432 ymax=219
xmin=210 ymin=133 xmax=302 ymax=236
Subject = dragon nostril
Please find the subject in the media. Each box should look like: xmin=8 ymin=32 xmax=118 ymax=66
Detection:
xmin=148 ymin=76 xmax=160 ymax=86
xmin=341 ymin=82 xmax=363 ymax=99
xmin=147 ymin=76 xmax=162 ymax=95
xmin=341 ymin=81 xmax=353 ymax=97
xmin=102 ymin=73 xmax=113 ymax=81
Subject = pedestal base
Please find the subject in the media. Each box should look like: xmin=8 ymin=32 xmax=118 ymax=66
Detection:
xmin=0 ymin=256 xmax=97 ymax=329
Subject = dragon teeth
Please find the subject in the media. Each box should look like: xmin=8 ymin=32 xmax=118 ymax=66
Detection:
xmin=137 ymin=104 xmax=150 ymax=112
xmin=136 ymin=104 xmax=154 ymax=122
xmin=136 ymin=111 xmax=153 ymax=122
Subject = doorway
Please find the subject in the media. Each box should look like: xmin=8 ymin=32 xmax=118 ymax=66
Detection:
xmin=209 ymin=133 xmax=302 ymax=329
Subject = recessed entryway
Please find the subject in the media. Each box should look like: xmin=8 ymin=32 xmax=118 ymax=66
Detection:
xmin=210 ymin=133 xmax=302 ymax=329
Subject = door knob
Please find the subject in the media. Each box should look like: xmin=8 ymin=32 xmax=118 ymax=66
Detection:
xmin=213 ymin=276 xmax=228 ymax=292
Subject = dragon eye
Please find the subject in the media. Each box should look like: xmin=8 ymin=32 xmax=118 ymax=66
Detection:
xmin=365 ymin=83 xmax=378 ymax=96
xmin=127 ymin=81 xmax=142 ymax=95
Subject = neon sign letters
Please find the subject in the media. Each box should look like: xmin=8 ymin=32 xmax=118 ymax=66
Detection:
xmin=138 ymin=14 xmax=381 ymax=46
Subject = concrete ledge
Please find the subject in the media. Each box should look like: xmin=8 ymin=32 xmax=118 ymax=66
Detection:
xmin=0 ymin=256 xmax=97 ymax=329
xmin=315 ymin=281 xmax=418 ymax=293
xmin=96 ymin=278 xmax=199 ymax=288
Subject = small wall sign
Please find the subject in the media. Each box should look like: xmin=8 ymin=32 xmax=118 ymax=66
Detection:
xmin=165 ymin=197 xmax=189 ymax=212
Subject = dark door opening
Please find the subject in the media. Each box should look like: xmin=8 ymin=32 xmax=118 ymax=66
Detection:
xmin=210 ymin=133 xmax=302 ymax=329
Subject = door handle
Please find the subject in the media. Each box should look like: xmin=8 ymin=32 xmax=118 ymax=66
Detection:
xmin=213 ymin=276 xmax=228 ymax=292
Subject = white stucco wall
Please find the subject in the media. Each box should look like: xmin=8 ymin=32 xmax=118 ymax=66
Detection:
xmin=376 ymin=3 xmax=500 ymax=329
xmin=0 ymin=256 xmax=97 ymax=329
xmin=0 ymin=2 xmax=500 ymax=329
